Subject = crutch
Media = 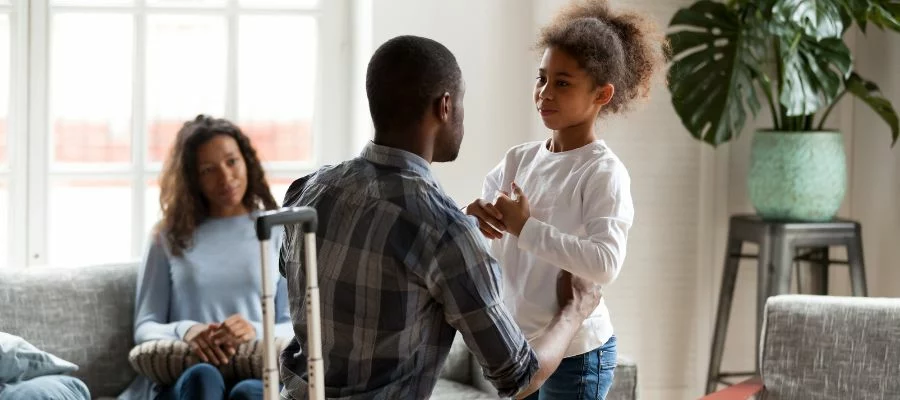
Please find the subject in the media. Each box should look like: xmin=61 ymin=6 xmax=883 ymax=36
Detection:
xmin=256 ymin=207 xmax=324 ymax=400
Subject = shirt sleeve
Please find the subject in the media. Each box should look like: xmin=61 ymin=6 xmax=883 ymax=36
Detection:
xmin=133 ymin=233 xmax=200 ymax=342
xmin=425 ymin=218 xmax=538 ymax=398
xmin=482 ymin=158 xmax=505 ymax=202
xmin=516 ymin=160 xmax=634 ymax=285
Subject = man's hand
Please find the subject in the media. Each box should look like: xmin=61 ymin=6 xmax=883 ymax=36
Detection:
xmin=493 ymin=182 xmax=530 ymax=236
xmin=513 ymin=270 xmax=603 ymax=399
xmin=184 ymin=323 xmax=232 ymax=365
xmin=465 ymin=198 xmax=506 ymax=239
xmin=556 ymin=270 xmax=602 ymax=319
xmin=211 ymin=314 xmax=257 ymax=349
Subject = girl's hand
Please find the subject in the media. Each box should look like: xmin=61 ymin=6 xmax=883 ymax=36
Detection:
xmin=493 ymin=182 xmax=530 ymax=236
xmin=185 ymin=323 xmax=232 ymax=365
xmin=464 ymin=198 xmax=506 ymax=239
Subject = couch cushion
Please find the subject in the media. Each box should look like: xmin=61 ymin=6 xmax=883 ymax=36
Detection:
xmin=128 ymin=337 xmax=290 ymax=386
xmin=439 ymin=333 xmax=471 ymax=384
xmin=430 ymin=378 xmax=498 ymax=400
xmin=0 ymin=332 xmax=79 ymax=383
xmin=607 ymin=355 xmax=638 ymax=400
xmin=0 ymin=263 xmax=139 ymax=397
xmin=761 ymin=295 xmax=900 ymax=400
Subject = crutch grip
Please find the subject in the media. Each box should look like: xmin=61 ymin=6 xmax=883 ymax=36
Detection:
xmin=256 ymin=207 xmax=318 ymax=239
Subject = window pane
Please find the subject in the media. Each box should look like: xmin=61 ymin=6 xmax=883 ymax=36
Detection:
xmin=146 ymin=16 xmax=226 ymax=163
xmin=50 ymin=14 xmax=133 ymax=165
xmin=0 ymin=15 xmax=8 ymax=168
xmin=268 ymin=176 xmax=296 ymax=207
xmin=0 ymin=177 xmax=8 ymax=269
xmin=147 ymin=0 xmax=226 ymax=8
xmin=238 ymin=16 xmax=316 ymax=163
xmin=144 ymin=178 xmax=161 ymax=238
xmin=239 ymin=0 xmax=318 ymax=8
xmin=52 ymin=0 xmax=134 ymax=6
xmin=48 ymin=179 xmax=132 ymax=267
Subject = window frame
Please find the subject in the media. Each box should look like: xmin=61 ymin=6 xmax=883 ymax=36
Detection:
xmin=6 ymin=0 xmax=352 ymax=268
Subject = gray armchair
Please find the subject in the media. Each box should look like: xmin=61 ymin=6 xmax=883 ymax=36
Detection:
xmin=703 ymin=294 xmax=900 ymax=400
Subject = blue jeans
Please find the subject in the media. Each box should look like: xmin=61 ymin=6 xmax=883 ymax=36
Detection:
xmin=156 ymin=363 xmax=266 ymax=400
xmin=0 ymin=376 xmax=90 ymax=400
xmin=524 ymin=335 xmax=617 ymax=400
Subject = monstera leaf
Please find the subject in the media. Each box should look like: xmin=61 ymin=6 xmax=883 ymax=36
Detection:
xmin=667 ymin=1 xmax=766 ymax=146
xmin=775 ymin=0 xmax=845 ymax=39
xmin=777 ymin=37 xmax=852 ymax=116
xmin=773 ymin=0 xmax=851 ymax=117
xmin=839 ymin=0 xmax=900 ymax=33
xmin=668 ymin=0 xmax=900 ymax=146
xmin=845 ymin=72 xmax=900 ymax=145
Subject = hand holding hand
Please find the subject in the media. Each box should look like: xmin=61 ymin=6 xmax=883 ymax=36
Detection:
xmin=493 ymin=182 xmax=531 ymax=237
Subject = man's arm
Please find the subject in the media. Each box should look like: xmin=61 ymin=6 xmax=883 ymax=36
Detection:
xmin=426 ymin=219 xmax=600 ymax=398
xmin=512 ymin=271 xmax=601 ymax=399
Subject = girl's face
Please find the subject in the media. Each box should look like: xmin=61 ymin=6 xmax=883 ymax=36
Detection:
xmin=196 ymin=134 xmax=248 ymax=217
xmin=534 ymin=46 xmax=613 ymax=131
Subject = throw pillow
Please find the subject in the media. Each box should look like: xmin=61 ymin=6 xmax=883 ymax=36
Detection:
xmin=0 ymin=332 xmax=79 ymax=383
xmin=128 ymin=337 xmax=290 ymax=386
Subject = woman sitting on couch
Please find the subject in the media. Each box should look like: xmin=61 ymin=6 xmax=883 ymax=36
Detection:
xmin=119 ymin=115 xmax=293 ymax=400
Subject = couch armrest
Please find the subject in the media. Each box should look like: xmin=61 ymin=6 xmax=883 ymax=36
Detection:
xmin=700 ymin=378 xmax=764 ymax=400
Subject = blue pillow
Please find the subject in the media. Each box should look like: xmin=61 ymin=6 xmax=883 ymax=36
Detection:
xmin=0 ymin=333 xmax=78 ymax=384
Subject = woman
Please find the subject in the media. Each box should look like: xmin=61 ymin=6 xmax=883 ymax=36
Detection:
xmin=120 ymin=115 xmax=292 ymax=400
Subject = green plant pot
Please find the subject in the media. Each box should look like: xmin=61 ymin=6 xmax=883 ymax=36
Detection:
xmin=747 ymin=130 xmax=847 ymax=222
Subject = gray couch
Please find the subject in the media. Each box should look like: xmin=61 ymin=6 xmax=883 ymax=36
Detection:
xmin=703 ymin=294 xmax=900 ymax=400
xmin=0 ymin=263 xmax=638 ymax=399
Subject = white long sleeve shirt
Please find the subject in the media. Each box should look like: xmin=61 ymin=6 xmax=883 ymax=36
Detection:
xmin=483 ymin=139 xmax=634 ymax=357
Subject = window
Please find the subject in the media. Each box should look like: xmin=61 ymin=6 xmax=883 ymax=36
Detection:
xmin=0 ymin=0 xmax=16 ymax=270
xmin=4 ymin=0 xmax=351 ymax=268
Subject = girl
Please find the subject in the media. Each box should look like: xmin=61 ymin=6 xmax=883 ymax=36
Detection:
xmin=466 ymin=1 xmax=667 ymax=399
xmin=120 ymin=115 xmax=293 ymax=400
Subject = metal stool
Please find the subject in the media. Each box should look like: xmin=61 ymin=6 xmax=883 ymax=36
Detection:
xmin=705 ymin=215 xmax=868 ymax=394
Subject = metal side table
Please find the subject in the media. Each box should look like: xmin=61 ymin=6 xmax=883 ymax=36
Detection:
xmin=705 ymin=214 xmax=868 ymax=394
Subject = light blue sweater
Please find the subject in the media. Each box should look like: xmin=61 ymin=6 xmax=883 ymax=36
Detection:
xmin=119 ymin=213 xmax=292 ymax=399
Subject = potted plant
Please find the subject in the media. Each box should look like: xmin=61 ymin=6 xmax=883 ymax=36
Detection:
xmin=667 ymin=0 xmax=900 ymax=221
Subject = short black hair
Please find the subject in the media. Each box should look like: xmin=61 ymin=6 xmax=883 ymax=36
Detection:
xmin=366 ymin=35 xmax=462 ymax=136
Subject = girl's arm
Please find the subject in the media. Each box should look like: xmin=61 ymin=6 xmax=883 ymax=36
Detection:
xmin=510 ymin=163 xmax=633 ymax=285
xmin=482 ymin=160 xmax=504 ymax=202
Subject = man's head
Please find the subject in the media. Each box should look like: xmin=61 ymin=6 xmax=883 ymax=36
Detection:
xmin=366 ymin=35 xmax=465 ymax=163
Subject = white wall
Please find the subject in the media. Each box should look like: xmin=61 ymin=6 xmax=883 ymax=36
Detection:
xmin=848 ymin=27 xmax=900 ymax=298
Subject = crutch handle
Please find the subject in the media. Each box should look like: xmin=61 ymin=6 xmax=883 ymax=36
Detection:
xmin=256 ymin=207 xmax=318 ymax=239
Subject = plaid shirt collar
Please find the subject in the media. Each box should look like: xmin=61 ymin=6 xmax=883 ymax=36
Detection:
xmin=360 ymin=141 xmax=436 ymax=184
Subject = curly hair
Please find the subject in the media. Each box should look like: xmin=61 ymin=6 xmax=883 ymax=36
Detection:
xmin=158 ymin=115 xmax=277 ymax=256
xmin=537 ymin=0 xmax=669 ymax=116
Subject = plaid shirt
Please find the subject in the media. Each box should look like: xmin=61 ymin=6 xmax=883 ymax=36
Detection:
xmin=278 ymin=142 xmax=538 ymax=399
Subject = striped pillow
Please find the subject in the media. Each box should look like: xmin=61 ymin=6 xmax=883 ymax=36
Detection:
xmin=128 ymin=338 xmax=290 ymax=386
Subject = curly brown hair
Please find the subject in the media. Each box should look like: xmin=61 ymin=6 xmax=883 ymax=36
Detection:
xmin=537 ymin=0 xmax=669 ymax=116
xmin=158 ymin=115 xmax=277 ymax=256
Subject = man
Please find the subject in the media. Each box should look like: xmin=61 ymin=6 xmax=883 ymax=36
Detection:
xmin=279 ymin=35 xmax=601 ymax=400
